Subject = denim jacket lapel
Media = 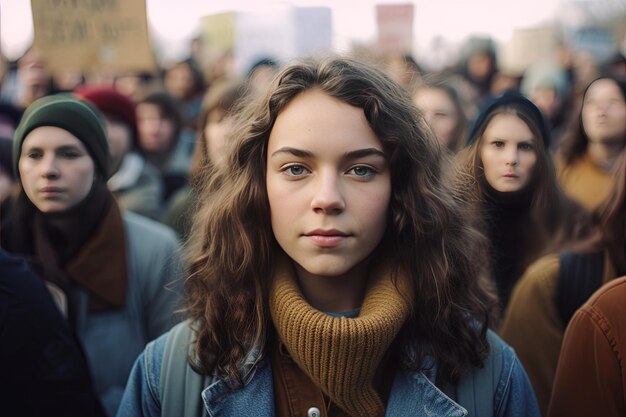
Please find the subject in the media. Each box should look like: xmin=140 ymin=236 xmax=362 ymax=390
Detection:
xmin=386 ymin=369 xmax=468 ymax=417
xmin=200 ymin=350 xmax=466 ymax=417
xmin=201 ymin=355 xmax=274 ymax=417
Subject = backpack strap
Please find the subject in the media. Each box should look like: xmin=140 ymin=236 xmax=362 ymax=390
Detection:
xmin=555 ymin=251 xmax=604 ymax=327
xmin=454 ymin=330 xmax=504 ymax=417
xmin=439 ymin=330 xmax=503 ymax=416
xmin=160 ymin=322 xmax=206 ymax=417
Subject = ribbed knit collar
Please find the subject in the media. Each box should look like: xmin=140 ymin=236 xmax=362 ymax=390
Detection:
xmin=269 ymin=256 xmax=411 ymax=417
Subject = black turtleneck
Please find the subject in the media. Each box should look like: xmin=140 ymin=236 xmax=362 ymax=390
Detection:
xmin=483 ymin=182 xmax=535 ymax=310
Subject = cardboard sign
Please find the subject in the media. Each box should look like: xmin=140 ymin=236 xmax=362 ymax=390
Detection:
xmin=499 ymin=26 xmax=561 ymax=75
xmin=201 ymin=6 xmax=332 ymax=75
xmin=31 ymin=0 xmax=155 ymax=74
xmin=376 ymin=4 xmax=414 ymax=54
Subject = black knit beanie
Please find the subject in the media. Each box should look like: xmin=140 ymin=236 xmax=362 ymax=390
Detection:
xmin=466 ymin=91 xmax=550 ymax=149
xmin=13 ymin=94 xmax=110 ymax=178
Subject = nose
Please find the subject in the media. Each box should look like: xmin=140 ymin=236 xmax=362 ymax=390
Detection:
xmin=40 ymin=155 xmax=60 ymax=179
xmin=504 ymin=147 xmax=518 ymax=166
xmin=310 ymin=170 xmax=346 ymax=214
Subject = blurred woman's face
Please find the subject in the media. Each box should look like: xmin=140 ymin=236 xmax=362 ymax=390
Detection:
xmin=164 ymin=64 xmax=195 ymax=100
xmin=413 ymin=87 xmax=459 ymax=149
xmin=480 ymin=113 xmax=537 ymax=192
xmin=19 ymin=126 xmax=95 ymax=212
xmin=582 ymin=79 xmax=626 ymax=145
xmin=136 ymin=103 xmax=176 ymax=153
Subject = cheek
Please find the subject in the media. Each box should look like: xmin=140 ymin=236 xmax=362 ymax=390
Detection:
xmin=71 ymin=162 xmax=96 ymax=196
xmin=524 ymin=153 xmax=538 ymax=173
xmin=18 ymin=160 xmax=36 ymax=192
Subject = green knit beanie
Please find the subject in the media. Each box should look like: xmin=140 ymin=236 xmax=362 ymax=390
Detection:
xmin=13 ymin=94 xmax=110 ymax=178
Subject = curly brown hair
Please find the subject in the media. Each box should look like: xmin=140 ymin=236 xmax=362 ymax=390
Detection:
xmin=185 ymin=56 xmax=496 ymax=388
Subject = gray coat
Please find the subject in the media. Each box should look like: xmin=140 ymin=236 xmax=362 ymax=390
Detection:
xmin=76 ymin=211 xmax=184 ymax=417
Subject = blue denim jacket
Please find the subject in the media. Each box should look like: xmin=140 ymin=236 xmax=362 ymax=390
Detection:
xmin=117 ymin=323 xmax=539 ymax=417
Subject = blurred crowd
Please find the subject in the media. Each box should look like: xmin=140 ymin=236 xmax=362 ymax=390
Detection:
xmin=0 ymin=23 xmax=625 ymax=417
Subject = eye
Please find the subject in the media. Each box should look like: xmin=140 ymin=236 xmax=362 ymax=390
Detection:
xmin=62 ymin=151 xmax=82 ymax=159
xmin=25 ymin=151 xmax=42 ymax=159
xmin=347 ymin=165 xmax=375 ymax=178
xmin=282 ymin=164 xmax=310 ymax=177
xmin=519 ymin=143 xmax=534 ymax=151
xmin=492 ymin=141 xmax=505 ymax=148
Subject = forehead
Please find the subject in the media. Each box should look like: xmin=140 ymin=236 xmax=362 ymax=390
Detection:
xmin=268 ymin=90 xmax=381 ymax=151
xmin=415 ymin=87 xmax=454 ymax=107
xmin=483 ymin=113 xmax=534 ymax=140
xmin=586 ymin=79 xmax=623 ymax=100
xmin=136 ymin=103 xmax=163 ymax=117
xmin=22 ymin=126 xmax=86 ymax=149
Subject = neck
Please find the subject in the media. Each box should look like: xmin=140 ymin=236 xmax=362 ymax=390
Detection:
xmin=294 ymin=260 xmax=369 ymax=313
xmin=587 ymin=141 xmax=624 ymax=171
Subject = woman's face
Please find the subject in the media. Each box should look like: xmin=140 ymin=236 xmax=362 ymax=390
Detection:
xmin=582 ymin=79 xmax=626 ymax=144
xmin=479 ymin=113 xmax=538 ymax=193
xmin=164 ymin=64 xmax=195 ymax=100
xmin=19 ymin=126 xmax=95 ymax=212
xmin=413 ymin=87 xmax=459 ymax=149
xmin=266 ymin=90 xmax=391 ymax=280
xmin=136 ymin=103 xmax=176 ymax=152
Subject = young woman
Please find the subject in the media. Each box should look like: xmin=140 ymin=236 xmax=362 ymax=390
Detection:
xmin=556 ymin=76 xmax=626 ymax=211
xmin=501 ymin=153 xmax=625 ymax=415
xmin=136 ymin=91 xmax=188 ymax=201
xmin=0 ymin=95 xmax=183 ymax=417
xmin=118 ymin=57 xmax=539 ymax=417
xmin=454 ymin=92 xmax=584 ymax=310
xmin=413 ymin=76 xmax=468 ymax=154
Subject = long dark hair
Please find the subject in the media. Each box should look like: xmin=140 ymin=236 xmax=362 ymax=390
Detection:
xmin=186 ymin=56 xmax=496 ymax=387
xmin=456 ymin=95 xmax=586 ymax=261
xmin=569 ymin=152 xmax=626 ymax=273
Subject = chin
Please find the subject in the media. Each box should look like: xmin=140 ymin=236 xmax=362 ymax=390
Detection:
xmin=296 ymin=258 xmax=356 ymax=278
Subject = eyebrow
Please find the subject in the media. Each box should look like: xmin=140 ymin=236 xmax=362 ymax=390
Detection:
xmin=22 ymin=144 xmax=85 ymax=153
xmin=270 ymin=147 xmax=386 ymax=160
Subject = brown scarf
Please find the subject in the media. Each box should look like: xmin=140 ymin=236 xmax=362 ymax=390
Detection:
xmin=269 ymin=257 xmax=411 ymax=417
xmin=33 ymin=197 xmax=128 ymax=313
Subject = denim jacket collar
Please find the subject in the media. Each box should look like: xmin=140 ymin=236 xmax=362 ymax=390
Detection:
xmin=201 ymin=351 xmax=467 ymax=417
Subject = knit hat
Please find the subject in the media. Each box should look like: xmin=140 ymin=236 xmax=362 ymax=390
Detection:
xmin=466 ymin=91 xmax=550 ymax=149
xmin=13 ymin=94 xmax=110 ymax=178
xmin=75 ymin=85 xmax=138 ymax=146
xmin=520 ymin=63 xmax=569 ymax=101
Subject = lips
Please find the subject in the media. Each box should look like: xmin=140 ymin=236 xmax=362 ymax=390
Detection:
xmin=304 ymin=229 xmax=350 ymax=248
xmin=39 ymin=186 xmax=64 ymax=197
xmin=502 ymin=173 xmax=519 ymax=179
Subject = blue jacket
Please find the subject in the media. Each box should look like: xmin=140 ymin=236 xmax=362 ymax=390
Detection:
xmin=117 ymin=321 xmax=540 ymax=417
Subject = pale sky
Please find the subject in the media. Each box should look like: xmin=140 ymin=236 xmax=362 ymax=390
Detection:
xmin=0 ymin=0 xmax=606 ymax=66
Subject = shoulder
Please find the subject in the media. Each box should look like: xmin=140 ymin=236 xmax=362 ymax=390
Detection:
xmin=123 ymin=211 xmax=179 ymax=246
xmin=581 ymin=276 xmax=626 ymax=322
xmin=513 ymin=254 xmax=560 ymax=298
xmin=484 ymin=330 xmax=541 ymax=416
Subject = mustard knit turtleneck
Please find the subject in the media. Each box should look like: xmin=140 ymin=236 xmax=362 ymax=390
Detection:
xmin=269 ymin=257 xmax=412 ymax=417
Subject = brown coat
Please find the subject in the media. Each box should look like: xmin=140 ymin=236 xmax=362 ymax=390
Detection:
xmin=499 ymin=252 xmax=617 ymax=415
xmin=557 ymin=152 xmax=614 ymax=213
xmin=548 ymin=276 xmax=626 ymax=417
